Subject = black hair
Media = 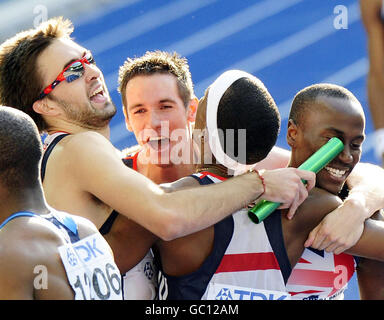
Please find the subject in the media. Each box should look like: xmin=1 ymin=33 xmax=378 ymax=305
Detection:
xmin=217 ymin=76 xmax=280 ymax=164
xmin=0 ymin=106 xmax=42 ymax=190
xmin=289 ymin=83 xmax=359 ymax=126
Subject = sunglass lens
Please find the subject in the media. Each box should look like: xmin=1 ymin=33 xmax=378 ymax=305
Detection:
xmin=63 ymin=61 xmax=84 ymax=83
xmin=85 ymin=52 xmax=95 ymax=64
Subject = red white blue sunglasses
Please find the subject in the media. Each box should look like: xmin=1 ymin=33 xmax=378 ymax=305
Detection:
xmin=37 ymin=52 xmax=95 ymax=100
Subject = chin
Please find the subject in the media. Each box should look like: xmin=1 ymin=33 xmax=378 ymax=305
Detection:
xmin=319 ymin=181 xmax=344 ymax=195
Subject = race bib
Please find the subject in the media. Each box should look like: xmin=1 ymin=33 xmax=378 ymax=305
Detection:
xmin=58 ymin=233 xmax=122 ymax=300
xmin=206 ymin=283 xmax=290 ymax=300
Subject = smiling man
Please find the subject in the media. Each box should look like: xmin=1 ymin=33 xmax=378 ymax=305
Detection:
xmin=119 ymin=51 xmax=198 ymax=184
xmin=0 ymin=17 xmax=317 ymax=300
xmin=285 ymin=83 xmax=384 ymax=300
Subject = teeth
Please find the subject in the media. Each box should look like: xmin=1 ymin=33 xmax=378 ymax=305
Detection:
xmin=325 ymin=166 xmax=347 ymax=178
xmin=149 ymin=136 xmax=167 ymax=141
xmin=90 ymin=87 xmax=103 ymax=98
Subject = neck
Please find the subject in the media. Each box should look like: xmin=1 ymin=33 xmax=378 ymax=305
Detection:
xmin=47 ymin=121 xmax=111 ymax=140
xmin=137 ymin=150 xmax=196 ymax=184
xmin=0 ymin=186 xmax=50 ymax=222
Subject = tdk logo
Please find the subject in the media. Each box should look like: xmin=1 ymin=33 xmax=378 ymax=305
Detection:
xmin=74 ymin=238 xmax=104 ymax=262
xmin=216 ymin=288 xmax=233 ymax=300
xmin=214 ymin=286 xmax=289 ymax=300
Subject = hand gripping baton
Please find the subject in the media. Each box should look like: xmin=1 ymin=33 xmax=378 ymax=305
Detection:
xmin=248 ymin=137 xmax=344 ymax=224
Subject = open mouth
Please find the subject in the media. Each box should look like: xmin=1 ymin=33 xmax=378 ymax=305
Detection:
xmin=89 ymin=86 xmax=106 ymax=104
xmin=324 ymin=166 xmax=348 ymax=179
xmin=146 ymin=136 xmax=170 ymax=151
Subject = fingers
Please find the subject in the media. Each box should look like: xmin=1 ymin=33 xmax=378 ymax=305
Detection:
xmin=307 ymin=226 xmax=327 ymax=250
xmin=295 ymin=169 xmax=316 ymax=191
xmin=304 ymin=228 xmax=315 ymax=248
xmin=286 ymin=192 xmax=300 ymax=220
xmin=260 ymin=168 xmax=315 ymax=220
xmin=305 ymin=224 xmax=353 ymax=254
xmin=287 ymin=183 xmax=308 ymax=219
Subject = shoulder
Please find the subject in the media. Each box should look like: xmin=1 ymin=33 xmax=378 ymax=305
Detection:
xmin=305 ymin=187 xmax=342 ymax=210
xmin=67 ymin=213 xmax=99 ymax=238
xmin=0 ymin=215 xmax=66 ymax=288
xmin=57 ymin=132 xmax=124 ymax=174
xmin=360 ymin=0 xmax=382 ymax=26
xmin=292 ymin=188 xmax=342 ymax=230
xmin=62 ymin=131 xmax=118 ymax=156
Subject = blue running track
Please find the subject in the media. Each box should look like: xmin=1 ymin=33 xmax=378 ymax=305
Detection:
xmin=21 ymin=0 xmax=377 ymax=299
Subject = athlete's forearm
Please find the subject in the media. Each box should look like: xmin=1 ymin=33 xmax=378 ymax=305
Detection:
xmin=156 ymin=171 xmax=264 ymax=240
xmin=367 ymin=71 xmax=384 ymax=129
xmin=154 ymin=167 xmax=315 ymax=240
xmin=346 ymin=163 xmax=384 ymax=219
xmin=346 ymin=217 xmax=384 ymax=261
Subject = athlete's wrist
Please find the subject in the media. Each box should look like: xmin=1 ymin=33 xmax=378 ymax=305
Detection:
xmin=245 ymin=168 xmax=265 ymax=199
xmin=343 ymin=193 xmax=371 ymax=220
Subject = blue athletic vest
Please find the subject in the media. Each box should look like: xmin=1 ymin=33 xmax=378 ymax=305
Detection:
xmin=0 ymin=210 xmax=79 ymax=243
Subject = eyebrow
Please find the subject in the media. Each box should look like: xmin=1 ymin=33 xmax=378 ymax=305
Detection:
xmin=62 ymin=51 xmax=87 ymax=70
xmin=326 ymin=127 xmax=365 ymax=140
xmin=159 ymin=98 xmax=177 ymax=104
xmin=129 ymin=98 xmax=177 ymax=110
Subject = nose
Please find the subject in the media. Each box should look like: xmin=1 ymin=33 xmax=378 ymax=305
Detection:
xmin=148 ymin=110 xmax=162 ymax=129
xmin=338 ymin=145 xmax=353 ymax=164
xmin=84 ymin=63 xmax=102 ymax=83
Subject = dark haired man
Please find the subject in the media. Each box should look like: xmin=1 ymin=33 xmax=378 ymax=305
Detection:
xmin=0 ymin=107 xmax=122 ymax=300
xmin=155 ymin=77 xmax=384 ymax=300
xmin=0 ymin=18 xmax=315 ymax=299
xmin=154 ymin=70 xmax=289 ymax=300
xmin=284 ymin=83 xmax=384 ymax=300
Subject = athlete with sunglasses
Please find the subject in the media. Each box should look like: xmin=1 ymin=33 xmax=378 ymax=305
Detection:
xmin=0 ymin=18 xmax=317 ymax=299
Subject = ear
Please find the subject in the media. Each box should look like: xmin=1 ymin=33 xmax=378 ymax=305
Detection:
xmin=287 ymin=119 xmax=299 ymax=148
xmin=32 ymin=98 xmax=61 ymax=116
xmin=187 ymin=96 xmax=198 ymax=122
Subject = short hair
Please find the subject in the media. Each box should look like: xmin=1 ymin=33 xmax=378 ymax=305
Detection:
xmin=0 ymin=17 xmax=74 ymax=132
xmin=118 ymin=51 xmax=194 ymax=113
xmin=0 ymin=106 xmax=42 ymax=191
xmin=217 ymin=76 xmax=281 ymax=164
xmin=289 ymin=83 xmax=359 ymax=127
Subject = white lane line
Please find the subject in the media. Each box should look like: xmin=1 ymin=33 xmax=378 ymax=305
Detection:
xmin=193 ymin=2 xmax=360 ymax=96
xmin=105 ymin=0 xmax=304 ymax=93
xmin=165 ymin=0 xmax=305 ymax=57
xmin=84 ymin=0 xmax=218 ymax=56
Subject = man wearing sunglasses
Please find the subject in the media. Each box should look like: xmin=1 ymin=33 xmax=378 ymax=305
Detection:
xmin=0 ymin=17 xmax=317 ymax=298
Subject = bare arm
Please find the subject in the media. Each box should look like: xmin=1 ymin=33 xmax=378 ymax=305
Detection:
xmin=0 ymin=243 xmax=34 ymax=299
xmin=356 ymin=258 xmax=384 ymax=299
xmin=353 ymin=209 xmax=384 ymax=299
xmin=253 ymin=146 xmax=290 ymax=170
xmin=68 ymin=132 xmax=315 ymax=241
xmin=346 ymin=212 xmax=384 ymax=261
xmin=0 ymin=219 xmax=74 ymax=300
xmin=360 ymin=0 xmax=384 ymax=130
xmin=305 ymin=163 xmax=384 ymax=253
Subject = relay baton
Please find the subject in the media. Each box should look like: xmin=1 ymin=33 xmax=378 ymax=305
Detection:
xmin=248 ymin=137 xmax=344 ymax=224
